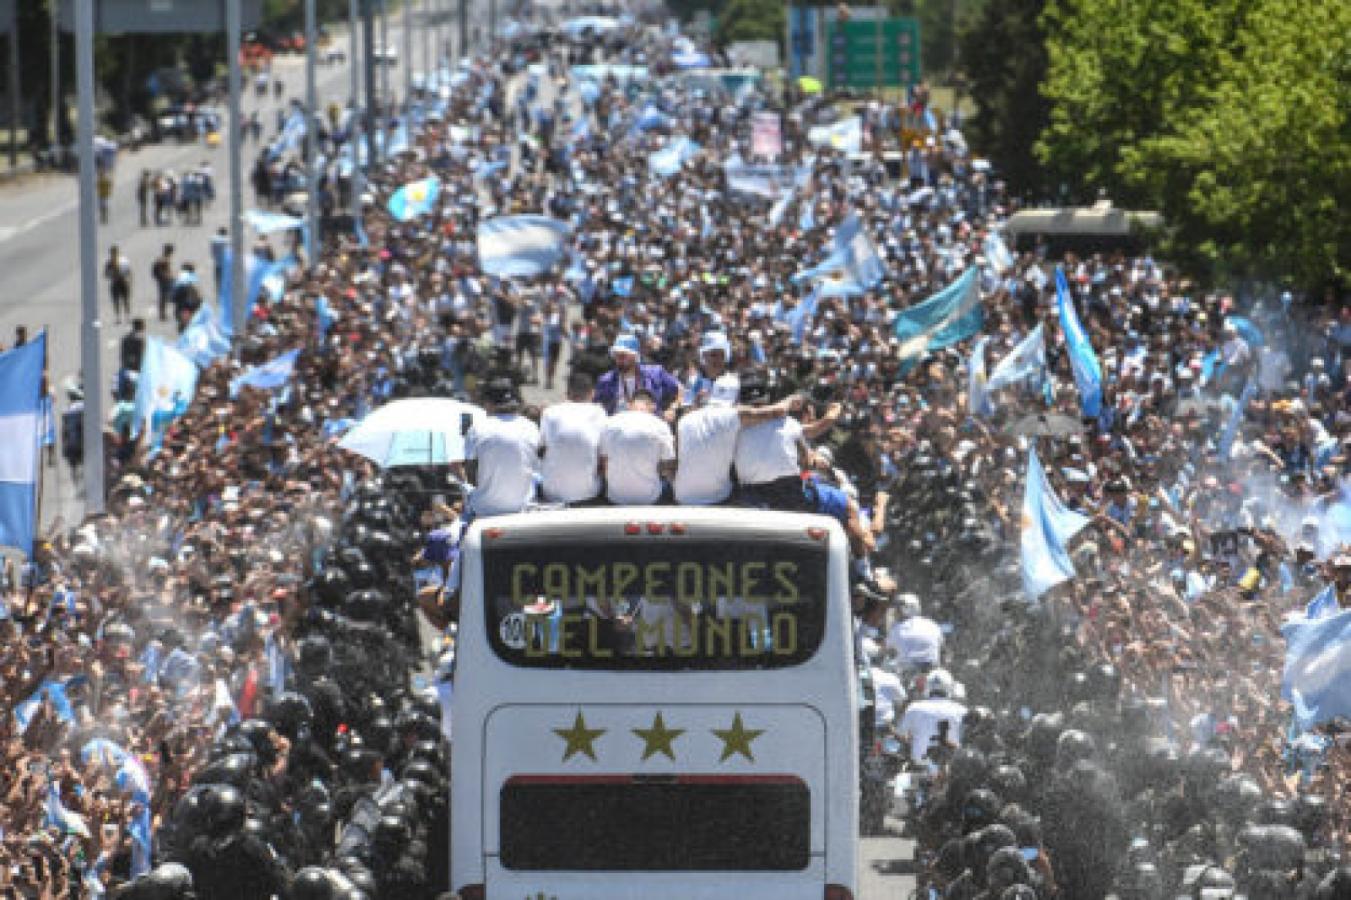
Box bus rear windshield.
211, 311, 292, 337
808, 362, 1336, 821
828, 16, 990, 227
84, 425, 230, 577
482, 540, 828, 670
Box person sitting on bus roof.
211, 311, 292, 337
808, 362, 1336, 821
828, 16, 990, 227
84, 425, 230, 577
539, 372, 607, 506
673, 382, 804, 506
592, 333, 681, 416
733, 370, 811, 511
457, 378, 540, 519
597, 388, 675, 506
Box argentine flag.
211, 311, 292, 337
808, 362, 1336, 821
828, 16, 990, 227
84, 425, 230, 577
230, 348, 302, 398
1021, 447, 1091, 599
807, 116, 862, 153
892, 268, 984, 373
178, 303, 231, 367
1282, 609, 1351, 729
1055, 267, 1102, 417
0, 333, 45, 555
477, 215, 571, 278
244, 208, 305, 235
387, 176, 442, 222
131, 337, 198, 441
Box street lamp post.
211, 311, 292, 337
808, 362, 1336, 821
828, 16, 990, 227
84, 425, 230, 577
74, 0, 102, 514
350, 0, 362, 227
402, 0, 412, 108
305, 0, 318, 262
226, 0, 245, 336
50, 4, 59, 150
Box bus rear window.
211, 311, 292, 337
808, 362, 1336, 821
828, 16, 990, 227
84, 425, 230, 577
482, 540, 828, 670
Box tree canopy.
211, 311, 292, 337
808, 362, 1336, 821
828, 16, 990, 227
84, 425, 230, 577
1033, 0, 1349, 290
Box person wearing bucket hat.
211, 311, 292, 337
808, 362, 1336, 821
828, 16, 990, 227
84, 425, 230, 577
592, 332, 681, 415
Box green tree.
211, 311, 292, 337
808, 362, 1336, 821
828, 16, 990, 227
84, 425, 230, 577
1035, 0, 1248, 205
713, 0, 786, 47
958, 0, 1048, 197
1119, 0, 1350, 290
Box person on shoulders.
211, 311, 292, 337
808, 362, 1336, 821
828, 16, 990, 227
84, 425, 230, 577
597, 389, 675, 505
593, 334, 680, 415
539, 373, 607, 505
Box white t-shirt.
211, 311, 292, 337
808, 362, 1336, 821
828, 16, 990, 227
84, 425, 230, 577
734, 416, 803, 485
870, 666, 907, 730
886, 616, 944, 667
673, 406, 741, 505
466, 414, 540, 517
598, 410, 675, 505
539, 401, 607, 503
897, 697, 967, 763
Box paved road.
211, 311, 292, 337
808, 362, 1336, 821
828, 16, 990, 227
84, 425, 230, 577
0, 15, 449, 534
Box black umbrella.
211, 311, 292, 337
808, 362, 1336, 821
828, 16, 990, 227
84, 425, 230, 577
1004, 412, 1086, 438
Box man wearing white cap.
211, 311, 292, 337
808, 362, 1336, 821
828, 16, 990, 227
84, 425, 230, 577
685, 331, 738, 407
592, 333, 681, 415
673, 387, 804, 506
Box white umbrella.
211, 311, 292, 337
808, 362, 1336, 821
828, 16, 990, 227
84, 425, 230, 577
337, 397, 486, 468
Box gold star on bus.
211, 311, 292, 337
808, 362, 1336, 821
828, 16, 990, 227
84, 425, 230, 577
712, 712, 765, 763
632, 712, 685, 762
553, 711, 605, 762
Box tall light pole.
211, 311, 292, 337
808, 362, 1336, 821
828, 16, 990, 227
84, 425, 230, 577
363, 0, 378, 169
350, 0, 362, 228
227, 0, 245, 336
458, 0, 467, 64
8, 3, 20, 168
402, 0, 412, 108
50, 5, 60, 150
378, 0, 388, 115
74, 0, 102, 514
305, 0, 318, 262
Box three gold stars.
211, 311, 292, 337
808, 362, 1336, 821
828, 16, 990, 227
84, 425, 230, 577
552, 711, 764, 763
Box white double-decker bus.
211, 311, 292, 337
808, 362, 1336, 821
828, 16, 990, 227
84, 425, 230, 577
450, 506, 859, 899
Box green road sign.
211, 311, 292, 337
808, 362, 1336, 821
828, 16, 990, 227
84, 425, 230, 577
827, 18, 921, 91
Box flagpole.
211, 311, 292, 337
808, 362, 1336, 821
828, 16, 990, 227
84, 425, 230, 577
305, 0, 319, 263
75, 0, 104, 516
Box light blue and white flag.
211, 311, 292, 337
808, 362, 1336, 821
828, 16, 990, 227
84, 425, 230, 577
968, 336, 993, 418
270, 108, 307, 159
45, 782, 91, 839
128, 802, 153, 878
0, 333, 45, 556
1228, 315, 1265, 348
178, 303, 231, 367
892, 268, 984, 372
630, 102, 670, 133
132, 337, 198, 440
983, 230, 1015, 275
673, 49, 711, 69
477, 215, 571, 278
1303, 584, 1341, 622
230, 348, 301, 398
1282, 608, 1351, 729
1021, 447, 1092, 599
986, 324, 1047, 395
807, 116, 862, 153
1217, 379, 1256, 461
14, 677, 75, 732
1055, 267, 1102, 417
244, 208, 306, 235
793, 212, 886, 295
649, 136, 699, 177
387, 175, 442, 221
723, 156, 796, 199
473, 158, 509, 180
785, 289, 820, 344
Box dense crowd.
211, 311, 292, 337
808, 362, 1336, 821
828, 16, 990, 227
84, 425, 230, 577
1, 6, 1348, 899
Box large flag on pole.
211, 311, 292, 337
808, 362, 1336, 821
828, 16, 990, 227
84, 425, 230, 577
0, 333, 46, 556
792, 212, 886, 296
1055, 267, 1102, 417
1281, 609, 1351, 730
131, 338, 199, 441
477, 215, 571, 277
892, 268, 984, 373
1021, 446, 1091, 599
985, 323, 1048, 395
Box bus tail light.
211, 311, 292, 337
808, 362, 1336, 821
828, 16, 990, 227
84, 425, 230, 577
483, 528, 505, 541
645, 522, 665, 534
807, 526, 829, 541
455, 886, 484, 900
669, 522, 687, 534
624, 522, 641, 535
825, 886, 854, 900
